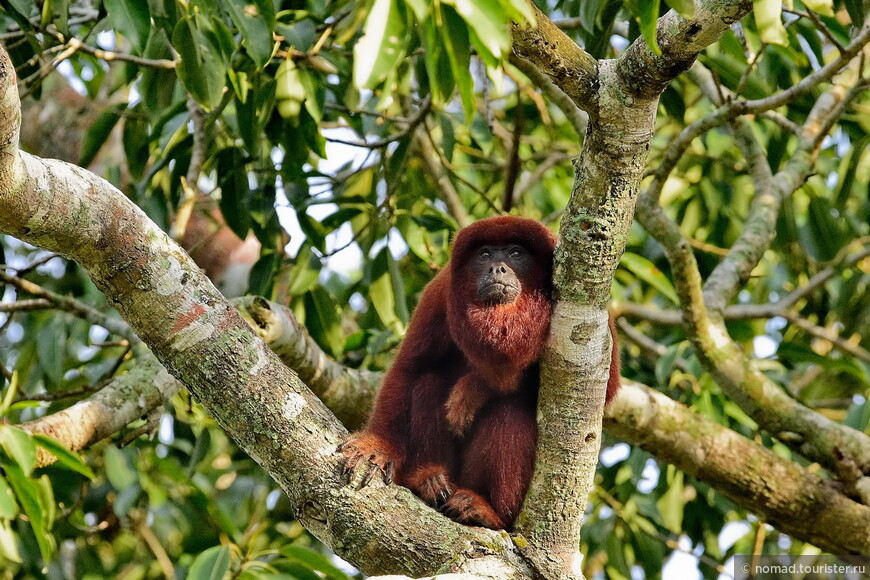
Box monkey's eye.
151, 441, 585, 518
479, 249, 492, 259
509, 247, 524, 259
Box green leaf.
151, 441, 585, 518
103, 445, 137, 491
753, 0, 788, 46
224, 0, 276, 69
139, 32, 177, 116
0, 425, 37, 476
217, 148, 252, 240
404, 0, 430, 21
619, 252, 679, 305
833, 137, 868, 208
386, 249, 409, 325
353, 0, 407, 89
32, 434, 95, 478
278, 546, 353, 580
304, 287, 344, 357
4, 461, 53, 564
0, 370, 18, 416
275, 57, 306, 119
41, 0, 70, 34
187, 545, 232, 580
104, 0, 152, 54
284, 244, 321, 296
37, 314, 67, 387
172, 15, 228, 110
443, 0, 509, 61
421, 17, 455, 107
438, 5, 473, 119
146, 0, 178, 33
656, 466, 684, 533
368, 249, 404, 335
4, 0, 37, 18
123, 111, 151, 180
844, 0, 865, 27
0, 475, 17, 519
627, 0, 661, 55
0, 520, 21, 563
802, 0, 834, 16
247, 252, 280, 297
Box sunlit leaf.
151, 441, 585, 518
32, 434, 95, 478
619, 252, 679, 305
353, 0, 407, 89
0, 475, 17, 519
753, 0, 788, 45
0, 425, 37, 476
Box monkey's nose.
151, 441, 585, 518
490, 263, 508, 274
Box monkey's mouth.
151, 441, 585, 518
480, 282, 520, 305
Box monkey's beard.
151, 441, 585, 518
456, 288, 552, 372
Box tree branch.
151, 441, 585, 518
510, 2, 598, 114
605, 382, 870, 555
20, 354, 181, 468
233, 296, 380, 430
615, 0, 755, 99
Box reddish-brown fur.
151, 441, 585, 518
341, 216, 621, 530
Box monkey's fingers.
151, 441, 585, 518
359, 458, 380, 488
341, 451, 364, 481
441, 489, 505, 529
383, 461, 395, 485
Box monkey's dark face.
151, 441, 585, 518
472, 244, 532, 305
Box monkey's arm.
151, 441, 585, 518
341, 271, 459, 492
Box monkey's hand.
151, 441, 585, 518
445, 376, 490, 436
441, 489, 505, 529
406, 464, 454, 507
338, 433, 398, 488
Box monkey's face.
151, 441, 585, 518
471, 244, 532, 305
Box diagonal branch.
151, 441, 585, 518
0, 47, 506, 578
704, 81, 868, 311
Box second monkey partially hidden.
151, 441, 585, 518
341, 216, 621, 530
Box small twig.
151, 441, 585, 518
784, 314, 870, 364
15, 253, 60, 276
186, 97, 207, 188
735, 44, 765, 97
512, 151, 576, 202
0, 360, 12, 383
67, 37, 176, 69
785, 7, 846, 53
324, 96, 431, 150
19, 382, 107, 402
0, 270, 136, 340
0, 298, 53, 312
501, 91, 523, 212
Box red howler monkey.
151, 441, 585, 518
340, 216, 621, 530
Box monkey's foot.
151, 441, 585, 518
444, 380, 490, 436
337, 433, 397, 487
441, 489, 505, 529
406, 464, 454, 507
